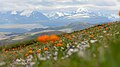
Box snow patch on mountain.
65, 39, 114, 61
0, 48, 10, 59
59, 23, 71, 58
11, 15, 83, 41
11, 11, 17, 15
76, 8, 89, 13
20, 10, 33, 17
108, 14, 120, 20
43, 12, 66, 20
44, 7, 120, 21
66, 14, 90, 19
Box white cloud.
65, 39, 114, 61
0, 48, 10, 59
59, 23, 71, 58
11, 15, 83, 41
0, 0, 120, 12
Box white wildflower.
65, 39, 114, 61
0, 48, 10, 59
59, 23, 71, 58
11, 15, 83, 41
26, 55, 33, 62
39, 57, 47, 61
90, 40, 97, 43
37, 54, 47, 61
75, 42, 78, 44
67, 49, 74, 55
81, 42, 86, 45
73, 48, 79, 52
67, 44, 69, 48
69, 49, 74, 52
0, 62, 6, 66
54, 52, 58, 56
16, 59, 21, 62
103, 31, 106, 33
26, 62, 35, 67
61, 57, 65, 60
99, 36, 103, 38
53, 57, 57, 61
47, 56, 50, 59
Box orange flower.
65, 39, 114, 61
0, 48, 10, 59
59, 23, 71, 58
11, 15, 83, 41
29, 47, 32, 50
90, 34, 94, 38
49, 34, 60, 42
37, 35, 49, 43
29, 50, 33, 54
5, 50, 8, 53
59, 40, 62, 43
56, 43, 62, 46
54, 44, 57, 46
12, 48, 15, 50
13, 52, 17, 54
44, 47, 48, 51
98, 26, 102, 30
106, 28, 109, 30
25, 53, 29, 56
50, 41, 54, 43
37, 50, 41, 53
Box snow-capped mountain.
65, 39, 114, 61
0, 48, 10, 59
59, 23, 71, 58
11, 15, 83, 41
0, 7, 119, 34
43, 7, 119, 24
75, 8, 89, 14
0, 10, 49, 24
44, 12, 71, 20
0, 7, 119, 27
43, 8, 90, 19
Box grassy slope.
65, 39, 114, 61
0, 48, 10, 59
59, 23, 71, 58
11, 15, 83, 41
0, 21, 120, 67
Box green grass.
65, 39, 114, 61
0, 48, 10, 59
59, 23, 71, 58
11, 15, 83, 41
0, 21, 120, 67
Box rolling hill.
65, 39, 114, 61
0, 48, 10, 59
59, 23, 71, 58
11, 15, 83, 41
0, 21, 120, 67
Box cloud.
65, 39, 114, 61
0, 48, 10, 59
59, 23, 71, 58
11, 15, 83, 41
0, 0, 120, 12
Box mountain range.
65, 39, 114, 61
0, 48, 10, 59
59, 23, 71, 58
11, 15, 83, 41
0, 7, 119, 33
0, 7, 119, 26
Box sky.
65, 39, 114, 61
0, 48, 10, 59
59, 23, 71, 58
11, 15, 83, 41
0, 0, 120, 12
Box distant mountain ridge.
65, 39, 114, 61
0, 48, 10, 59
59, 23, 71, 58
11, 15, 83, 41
0, 7, 119, 27
30, 22, 93, 33
0, 7, 119, 34
0, 11, 49, 24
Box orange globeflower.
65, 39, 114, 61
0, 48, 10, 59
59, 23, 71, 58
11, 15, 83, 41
106, 28, 109, 30
59, 40, 62, 43
49, 34, 60, 42
37, 35, 49, 43
29, 50, 33, 54
5, 50, 8, 53
37, 50, 41, 53
44, 47, 48, 51
25, 53, 29, 57
50, 41, 54, 43
90, 34, 94, 38
98, 26, 102, 30
54, 44, 57, 46
56, 43, 62, 46
13, 52, 17, 54
29, 47, 32, 50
